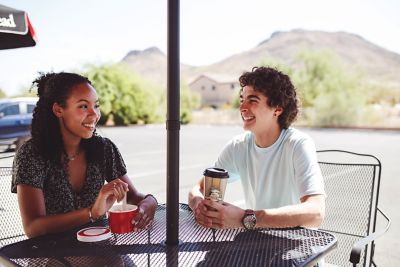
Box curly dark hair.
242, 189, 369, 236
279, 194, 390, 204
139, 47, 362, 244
31, 72, 103, 164
239, 66, 299, 129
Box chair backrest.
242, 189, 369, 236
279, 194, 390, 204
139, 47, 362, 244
317, 150, 382, 267
0, 167, 27, 247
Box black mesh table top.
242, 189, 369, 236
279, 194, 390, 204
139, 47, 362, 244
0, 204, 337, 267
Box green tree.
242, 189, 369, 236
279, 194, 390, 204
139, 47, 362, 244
0, 88, 6, 98
364, 83, 400, 105
15, 87, 37, 97
230, 58, 294, 109
259, 50, 366, 126
157, 80, 200, 124
294, 50, 366, 126
83, 63, 161, 125
179, 80, 200, 124
259, 58, 295, 77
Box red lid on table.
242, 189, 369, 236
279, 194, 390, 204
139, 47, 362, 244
77, 227, 112, 242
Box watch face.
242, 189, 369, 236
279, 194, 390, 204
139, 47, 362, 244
243, 213, 256, 230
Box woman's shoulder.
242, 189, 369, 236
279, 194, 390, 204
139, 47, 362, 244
88, 135, 111, 147
99, 136, 118, 148
16, 138, 39, 158
12, 139, 47, 182
89, 135, 120, 153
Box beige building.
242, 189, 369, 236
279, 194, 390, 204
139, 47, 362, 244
189, 74, 240, 108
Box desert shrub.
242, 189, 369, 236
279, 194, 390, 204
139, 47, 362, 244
83, 63, 161, 125
259, 50, 367, 126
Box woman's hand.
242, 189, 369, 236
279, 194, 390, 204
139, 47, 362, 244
91, 179, 128, 219
132, 195, 157, 231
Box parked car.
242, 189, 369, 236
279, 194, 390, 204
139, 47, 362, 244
0, 97, 38, 151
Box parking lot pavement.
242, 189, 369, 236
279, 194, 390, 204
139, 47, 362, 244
2, 124, 398, 265
98, 124, 400, 266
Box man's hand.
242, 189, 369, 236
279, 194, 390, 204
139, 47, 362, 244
194, 199, 245, 229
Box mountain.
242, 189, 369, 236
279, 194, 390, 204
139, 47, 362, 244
122, 47, 191, 86
121, 29, 400, 89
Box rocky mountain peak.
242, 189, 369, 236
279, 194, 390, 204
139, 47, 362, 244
121, 29, 400, 90
123, 46, 165, 61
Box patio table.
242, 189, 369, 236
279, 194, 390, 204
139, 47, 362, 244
0, 204, 337, 267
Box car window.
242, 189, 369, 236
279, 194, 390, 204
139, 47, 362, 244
27, 104, 36, 113
1, 104, 20, 116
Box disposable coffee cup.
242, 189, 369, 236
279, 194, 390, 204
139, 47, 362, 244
203, 167, 229, 203
108, 204, 138, 234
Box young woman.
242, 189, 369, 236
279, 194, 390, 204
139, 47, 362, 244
11, 72, 157, 238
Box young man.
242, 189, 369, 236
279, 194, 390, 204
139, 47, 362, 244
188, 66, 325, 230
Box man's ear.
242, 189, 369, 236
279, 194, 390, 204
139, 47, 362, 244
52, 103, 63, 118
274, 106, 283, 116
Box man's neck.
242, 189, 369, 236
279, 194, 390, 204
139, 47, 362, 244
253, 126, 282, 148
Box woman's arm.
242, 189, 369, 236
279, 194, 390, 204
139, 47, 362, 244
119, 174, 157, 230
17, 179, 128, 238
17, 185, 90, 238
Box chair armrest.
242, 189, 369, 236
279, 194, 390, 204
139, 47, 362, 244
350, 207, 391, 265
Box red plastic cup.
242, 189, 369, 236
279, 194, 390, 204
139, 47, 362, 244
108, 204, 138, 234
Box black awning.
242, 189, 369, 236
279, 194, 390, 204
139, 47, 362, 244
0, 4, 37, 50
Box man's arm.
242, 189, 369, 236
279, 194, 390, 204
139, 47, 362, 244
189, 177, 223, 228
255, 194, 325, 228
198, 194, 325, 229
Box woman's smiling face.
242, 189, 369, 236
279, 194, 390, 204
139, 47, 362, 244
54, 82, 101, 141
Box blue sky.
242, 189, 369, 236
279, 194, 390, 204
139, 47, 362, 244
1, 0, 399, 96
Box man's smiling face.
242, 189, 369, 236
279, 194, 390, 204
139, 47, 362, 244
239, 86, 279, 133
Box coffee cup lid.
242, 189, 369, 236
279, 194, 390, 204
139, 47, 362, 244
203, 167, 229, 178
77, 227, 112, 242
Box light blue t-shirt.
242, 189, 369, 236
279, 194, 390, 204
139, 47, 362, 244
215, 128, 325, 210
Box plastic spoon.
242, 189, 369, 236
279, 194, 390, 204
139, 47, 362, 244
122, 192, 127, 211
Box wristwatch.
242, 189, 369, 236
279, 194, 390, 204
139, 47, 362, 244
242, 209, 257, 230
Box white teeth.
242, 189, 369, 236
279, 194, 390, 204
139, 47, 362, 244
242, 116, 255, 121
83, 123, 95, 128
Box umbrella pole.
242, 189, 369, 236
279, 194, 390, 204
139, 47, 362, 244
166, 0, 180, 246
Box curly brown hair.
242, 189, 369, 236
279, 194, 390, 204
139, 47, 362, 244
31, 72, 103, 164
239, 66, 299, 129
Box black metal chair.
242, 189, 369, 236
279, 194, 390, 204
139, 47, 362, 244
0, 167, 27, 247
317, 150, 391, 266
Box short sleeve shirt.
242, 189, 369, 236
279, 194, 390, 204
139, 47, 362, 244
11, 138, 127, 215
215, 128, 325, 210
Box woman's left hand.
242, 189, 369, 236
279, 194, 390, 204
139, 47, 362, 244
132, 196, 157, 231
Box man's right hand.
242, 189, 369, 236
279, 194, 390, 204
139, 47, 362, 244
189, 195, 203, 212
193, 199, 214, 228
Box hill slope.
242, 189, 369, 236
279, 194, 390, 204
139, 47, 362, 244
121, 29, 400, 89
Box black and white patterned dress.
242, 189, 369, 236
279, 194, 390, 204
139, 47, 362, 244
11, 137, 127, 215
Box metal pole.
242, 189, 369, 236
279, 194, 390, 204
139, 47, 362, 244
166, 0, 180, 246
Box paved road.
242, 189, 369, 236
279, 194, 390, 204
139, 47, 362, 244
2, 124, 398, 265
97, 124, 399, 266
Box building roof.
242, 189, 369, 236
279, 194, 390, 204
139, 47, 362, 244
189, 73, 238, 85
